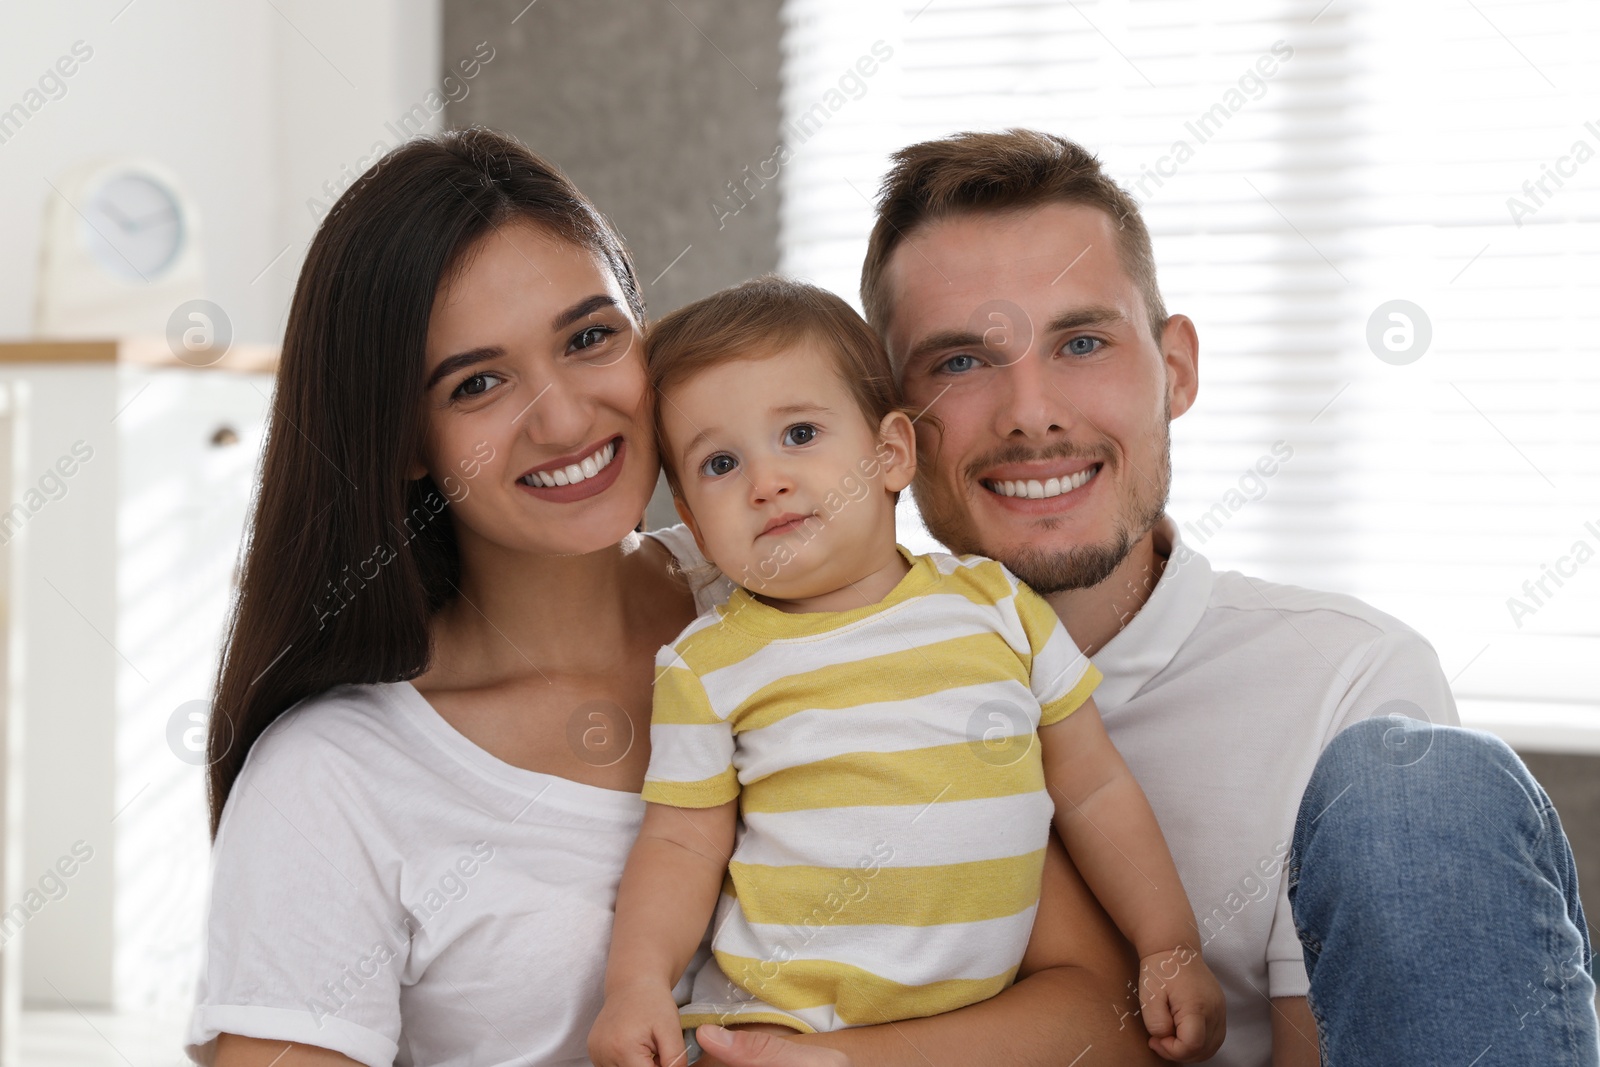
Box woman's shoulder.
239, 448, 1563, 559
222, 682, 425, 833
249, 681, 413, 764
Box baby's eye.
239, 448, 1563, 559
783, 423, 818, 446
700, 453, 738, 477
453, 372, 504, 399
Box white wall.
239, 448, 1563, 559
0, 0, 442, 1016
0, 0, 442, 347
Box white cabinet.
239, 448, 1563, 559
0, 341, 274, 1022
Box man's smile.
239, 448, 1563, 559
981, 463, 1101, 500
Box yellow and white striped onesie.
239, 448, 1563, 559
641, 546, 1101, 1034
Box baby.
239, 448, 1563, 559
589, 277, 1224, 1066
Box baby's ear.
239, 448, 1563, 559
673, 495, 711, 558
875, 410, 917, 493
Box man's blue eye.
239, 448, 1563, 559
940, 354, 980, 374
1065, 336, 1102, 356
701, 453, 737, 477
784, 424, 817, 446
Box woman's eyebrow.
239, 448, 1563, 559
425, 295, 620, 391
427, 346, 504, 390
552, 294, 618, 331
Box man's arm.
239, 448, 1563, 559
1271, 997, 1320, 1066
703, 831, 1164, 1067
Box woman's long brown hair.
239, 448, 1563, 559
206, 127, 645, 840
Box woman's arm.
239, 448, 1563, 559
700, 831, 1165, 1067
213, 1034, 364, 1066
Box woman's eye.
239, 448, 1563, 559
573, 325, 615, 351
1064, 336, 1103, 357
453, 372, 503, 399
939, 353, 981, 374
700, 453, 738, 477
783, 423, 817, 446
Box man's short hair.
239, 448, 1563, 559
860, 128, 1168, 344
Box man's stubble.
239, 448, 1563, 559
911, 401, 1171, 595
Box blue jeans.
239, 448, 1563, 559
1289, 715, 1599, 1065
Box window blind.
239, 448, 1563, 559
777, 0, 1600, 736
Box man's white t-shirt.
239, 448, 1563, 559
184, 526, 729, 1067
1093, 516, 1458, 1066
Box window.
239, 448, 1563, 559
779, 0, 1600, 745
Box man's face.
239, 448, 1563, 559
882, 202, 1198, 594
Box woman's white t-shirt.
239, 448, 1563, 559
185, 526, 731, 1067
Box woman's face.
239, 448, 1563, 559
414, 220, 657, 560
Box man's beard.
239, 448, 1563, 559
912, 418, 1171, 595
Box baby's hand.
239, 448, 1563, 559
588, 982, 690, 1067
1138, 946, 1226, 1063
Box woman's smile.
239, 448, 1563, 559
514, 434, 626, 502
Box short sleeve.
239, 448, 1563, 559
641, 647, 739, 808
185, 716, 405, 1067
1325, 625, 1460, 741
1012, 578, 1102, 726
644, 524, 737, 615
1266, 873, 1311, 997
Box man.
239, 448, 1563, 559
853, 129, 1598, 1065
699, 130, 1596, 1067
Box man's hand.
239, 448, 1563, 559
693, 1023, 851, 1067
587, 982, 690, 1067
1138, 947, 1226, 1062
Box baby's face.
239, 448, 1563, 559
661, 340, 909, 602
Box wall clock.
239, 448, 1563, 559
34, 159, 206, 339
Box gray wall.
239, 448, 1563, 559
1520, 752, 1600, 969
443, 0, 782, 316
444, 0, 784, 528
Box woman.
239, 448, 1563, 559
186, 127, 1157, 1067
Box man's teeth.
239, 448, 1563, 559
521, 440, 617, 488
986, 465, 1098, 499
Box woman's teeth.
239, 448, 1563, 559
985, 465, 1099, 499
520, 440, 617, 488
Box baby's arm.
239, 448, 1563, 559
589, 799, 736, 1067
1038, 699, 1224, 1062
